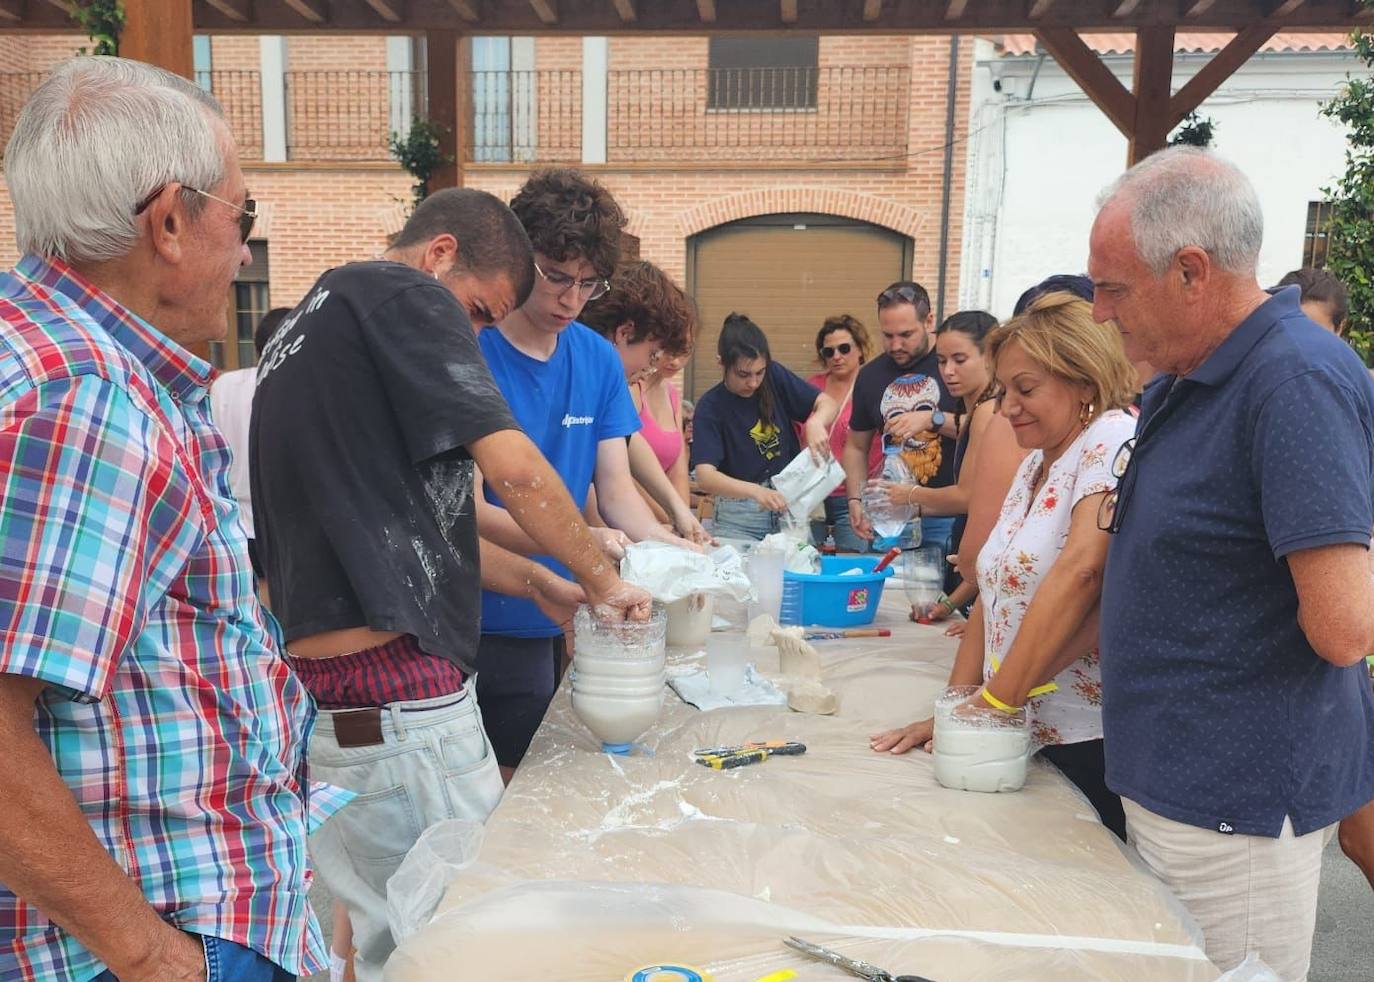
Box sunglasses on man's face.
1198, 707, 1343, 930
134, 184, 258, 244
820, 342, 854, 359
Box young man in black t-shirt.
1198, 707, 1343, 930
250, 188, 651, 981
841, 281, 961, 553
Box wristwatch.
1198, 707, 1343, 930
931, 409, 946, 430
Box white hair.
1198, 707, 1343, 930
4, 56, 228, 264
1096, 146, 1263, 277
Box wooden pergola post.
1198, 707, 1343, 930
426, 29, 468, 190
1129, 26, 1175, 165
120, 0, 194, 78
1034, 24, 1279, 168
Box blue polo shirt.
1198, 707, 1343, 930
478, 321, 640, 638
1100, 287, 1374, 837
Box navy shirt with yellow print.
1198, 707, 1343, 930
691, 362, 821, 486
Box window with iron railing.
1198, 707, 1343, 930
707, 36, 819, 111
1304, 201, 1331, 269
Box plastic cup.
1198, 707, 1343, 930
746, 549, 786, 624
665, 593, 714, 648
706, 634, 749, 695
902, 545, 945, 614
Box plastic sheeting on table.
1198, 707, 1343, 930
385, 595, 1220, 981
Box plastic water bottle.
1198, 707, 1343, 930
863, 443, 917, 543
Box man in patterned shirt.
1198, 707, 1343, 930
0, 58, 346, 981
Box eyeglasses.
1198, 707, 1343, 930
534, 260, 610, 302
1096, 437, 1137, 534
820, 342, 854, 359
134, 184, 258, 244
877, 285, 927, 309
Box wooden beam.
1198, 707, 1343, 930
362, 0, 400, 20
121, 0, 193, 77
944, 0, 967, 19
280, 0, 326, 23
1181, 0, 1216, 15
427, 29, 461, 189
444, 0, 477, 19
1129, 25, 1174, 165
864, 0, 884, 22
1270, 0, 1308, 14
780, 0, 797, 23
611, 0, 635, 21
1168, 22, 1278, 128
1028, 0, 1055, 19
695, 0, 714, 23
0, 0, 22, 21
202, 0, 249, 19
38, 0, 69, 12
1034, 28, 1135, 137
1112, 0, 1144, 15
528, 0, 556, 23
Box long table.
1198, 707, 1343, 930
386, 595, 1218, 981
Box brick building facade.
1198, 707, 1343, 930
0, 32, 971, 391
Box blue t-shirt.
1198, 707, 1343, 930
1100, 287, 1374, 837
690, 362, 821, 485
478, 321, 640, 637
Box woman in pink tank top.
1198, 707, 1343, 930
637, 348, 689, 504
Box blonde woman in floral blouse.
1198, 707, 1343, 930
872, 291, 1139, 840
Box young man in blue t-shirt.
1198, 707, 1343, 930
475, 168, 694, 777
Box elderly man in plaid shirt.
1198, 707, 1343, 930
0, 59, 349, 981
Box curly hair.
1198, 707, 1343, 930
580, 260, 697, 356
508, 168, 626, 278
814, 313, 872, 365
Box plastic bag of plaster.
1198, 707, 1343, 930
619, 541, 754, 604
386, 819, 485, 945
758, 529, 820, 574
770, 446, 845, 527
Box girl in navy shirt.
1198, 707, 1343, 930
690, 313, 838, 540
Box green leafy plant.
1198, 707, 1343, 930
1169, 111, 1216, 148
1321, 20, 1374, 364
388, 117, 451, 210
73, 0, 124, 56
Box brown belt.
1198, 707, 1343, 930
329, 695, 468, 748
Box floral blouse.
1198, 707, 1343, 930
975, 410, 1137, 747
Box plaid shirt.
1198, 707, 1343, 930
0, 256, 349, 982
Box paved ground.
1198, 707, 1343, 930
305, 838, 1372, 980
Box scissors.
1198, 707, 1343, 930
783, 936, 937, 982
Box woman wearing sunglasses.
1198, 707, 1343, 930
805, 314, 881, 551
870, 292, 1138, 842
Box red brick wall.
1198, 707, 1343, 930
0, 32, 973, 335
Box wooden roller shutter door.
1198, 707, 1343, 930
686, 214, 911, 399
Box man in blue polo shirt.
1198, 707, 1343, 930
1091, 147, 1374, 979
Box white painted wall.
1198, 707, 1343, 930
960, 41, 1358, 319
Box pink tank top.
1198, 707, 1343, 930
638, 382, 683, 473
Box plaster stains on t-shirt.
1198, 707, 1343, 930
447, 361, 493, 388
421, 457, 474, 543
410, 535, 443, 601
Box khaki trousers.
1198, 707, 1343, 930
1123, 798, 1333, 982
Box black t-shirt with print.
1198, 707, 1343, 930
690, 361, 821, 485
848, 349, 958, 489
250, 261, 519, 669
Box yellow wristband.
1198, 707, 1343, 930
980, 688, 1022, 714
